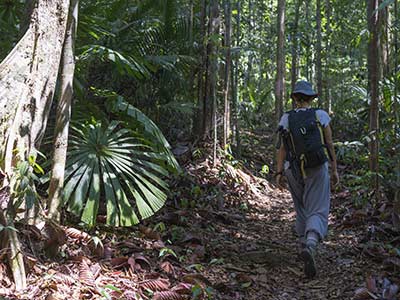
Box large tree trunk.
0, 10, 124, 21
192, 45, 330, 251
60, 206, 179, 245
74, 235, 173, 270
275, 0, 285, 122
290, 0, 301, 109
1, 0, 70, 173
48, 0, 79, 221
316, 0, 323, 107
0, 0, 70, 290
223, 0, 232, 147
367, 0, 381, 197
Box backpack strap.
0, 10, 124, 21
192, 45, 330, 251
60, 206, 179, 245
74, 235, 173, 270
314, 109, 334, 161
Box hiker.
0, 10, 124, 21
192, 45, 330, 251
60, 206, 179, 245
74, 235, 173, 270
275, 80, 339, 279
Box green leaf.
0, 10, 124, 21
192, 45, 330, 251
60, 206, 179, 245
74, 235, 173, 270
377, 0, 395, 11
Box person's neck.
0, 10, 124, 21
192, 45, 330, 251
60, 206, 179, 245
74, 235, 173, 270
296, 102, 311, 109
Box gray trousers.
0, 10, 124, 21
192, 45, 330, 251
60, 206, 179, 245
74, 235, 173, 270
285, 162, 330, 240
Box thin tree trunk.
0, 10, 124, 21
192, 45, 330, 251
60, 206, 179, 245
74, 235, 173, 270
223, 0, 232, 147
47, 0, 79, 221
275, 0, 285, 122
291, 0, 301, 109
245, 0, 253, 87
367, 0, 381, 197
316, 0, 323, 107
209, 0, 220, 164
394, 0, 400, 211
325, 0, 332, 113
203, 1, 215, 139
196, 0, 207, 137
232, 1, 241, 156
379, 6, 390, 77
305, 1, 311, 81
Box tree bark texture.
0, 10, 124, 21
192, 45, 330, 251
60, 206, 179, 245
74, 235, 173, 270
0, 0, 70, 290
379, 6, 390, 77
367, 0, 381, 196
232, 1, 241, 156
290, 0, 301, 109
275, 0, 285, 122
47, 0, 79, 221
223, 0, 232, 147
195, 0, 207, 137
208, 0, 219, 163
0, 0, 70, 173
316, 0, 323, 107
325, 0, 332, 113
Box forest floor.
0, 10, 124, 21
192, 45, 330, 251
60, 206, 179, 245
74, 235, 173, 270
1, 129, 399, 300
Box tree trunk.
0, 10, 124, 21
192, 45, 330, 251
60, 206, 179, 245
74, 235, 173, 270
325, 0, 332, 113
223, 0, 232, 147
47, 0, 79, 221
305, 1, 311, 81
209, 0, 220, 164
275, 0, 285, 122
232, 1, 241, 156
367, 0, 381, 197
290, 0, 301, 109
195, 0, 207, 137
379, 5, 390, 77
0, 0, 70, 290
316, 0, 323, 107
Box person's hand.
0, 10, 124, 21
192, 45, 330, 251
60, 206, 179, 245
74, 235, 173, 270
331, 170, 339, 187
276, 173, 285, 190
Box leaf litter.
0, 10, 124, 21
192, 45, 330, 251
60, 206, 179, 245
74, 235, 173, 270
0, 135, 398, 299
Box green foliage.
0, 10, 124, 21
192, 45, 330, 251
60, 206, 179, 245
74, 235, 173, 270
0, 0, 24, 60
12, 156, 43, 210
64, 120, 170, 227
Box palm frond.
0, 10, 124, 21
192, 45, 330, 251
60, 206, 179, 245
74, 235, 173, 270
64, 121, 171, 227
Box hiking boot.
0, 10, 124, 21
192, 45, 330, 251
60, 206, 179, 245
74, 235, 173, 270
296, 236, 306, 258
300, 245, 317, 279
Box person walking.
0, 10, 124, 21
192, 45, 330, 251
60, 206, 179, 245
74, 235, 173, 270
276, 80, 339, 278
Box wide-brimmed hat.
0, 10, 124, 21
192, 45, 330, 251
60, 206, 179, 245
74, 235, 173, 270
291, 81, 318, 98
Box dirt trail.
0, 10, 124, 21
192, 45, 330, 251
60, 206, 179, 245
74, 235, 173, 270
202, 183, 383, 300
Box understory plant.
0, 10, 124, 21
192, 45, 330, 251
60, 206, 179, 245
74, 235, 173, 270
63, 119, 177, 227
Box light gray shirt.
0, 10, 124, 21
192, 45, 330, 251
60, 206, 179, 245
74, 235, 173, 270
279, 108, 331, 130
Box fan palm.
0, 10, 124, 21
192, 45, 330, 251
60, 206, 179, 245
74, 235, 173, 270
63, 121, 170, 227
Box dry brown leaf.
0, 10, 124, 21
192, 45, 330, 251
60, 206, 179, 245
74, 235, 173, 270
383, 257, 400, 270
103, 245, 114, 259
172, 283, 193, 295
353, 287, 372, 300
111, 257, 128, 269
153, 291, 184, 300
139, 225, 161, 240
45, 294, 60, 300
64, 227, 91, 243
181, 273, 211, 286
366, 275, 377, 293
53, 273, 75, 286
79, 260, 95, 285
160, 261, 175, 275
181, 233, 203, 245
139, 278, 170, 292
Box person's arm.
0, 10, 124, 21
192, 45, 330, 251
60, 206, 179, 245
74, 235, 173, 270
323, 124, 339, 186
276, 143, 286, 189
